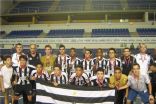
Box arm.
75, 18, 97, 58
0, 76, 5, 92
118, 84, 129, 90
148, 82, 154, 100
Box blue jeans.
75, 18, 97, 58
127, 89, 149, 104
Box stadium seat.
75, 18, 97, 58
136, 28, 156, 37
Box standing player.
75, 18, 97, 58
82, 49, 93, 77
12, 55, 35, 104
69, 48, 81, 76
134, 43, 153, 75
69, 65, 89, 86
55, 44, 70, 75
40, 45, 56, 74
0, 55, 14, 104
120, 48, 136, 75
27, 44, 41, 67
92, 48, 107, 75
106, 48, 121, 78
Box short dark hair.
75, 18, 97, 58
75, 65, 83, 70
70, 48, 76, 52
36, 62, 43, 67
114, 67, 122, 72
4, 55, 12, 61
96, 67, 104, 74
15, 43, 22, 47
54, 64, 61, 70
45, 45, 52, 49
132, 63, 140, 69
108, 48, 116, 53
19, 55, 28, 61
123, 48, 130, 52
85, 49, 92, 54
96, 48, 103, 53
59, 44, 65, 49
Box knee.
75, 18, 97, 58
126, 100, 131, 104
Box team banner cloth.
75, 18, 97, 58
36, 79, 115, 104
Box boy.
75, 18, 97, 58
69, 65, 89, 86
0, 55, 14, 104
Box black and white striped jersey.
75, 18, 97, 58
105, 58, 122, 78
82, 59, 93, 77
50, 72, 68, 85
31, 70, 50, 81
69, 57, 82, 76
55, 54, 70, 74
12, 66, 35, 85
69, 73, 89, 86
90, 76, 108, 87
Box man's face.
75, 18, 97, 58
114, 70, 122, 80
109, 50, 116, 59
123, 49, 131, 57
96, 49, 103, 58
85, 51, 91, 59
96, 71, 104, 80
70, 49, 76, 57
139, 45, 147, 53
76, 67, 83, 77
59, 47, 65, 55
132, 65, 140, 76
5, 58, 12, 66
19, 58, 27, 67
16, 45, 23, 54
45, 47, 52, 55
30, 44, 37, 54
36, 64, 43, 74
54, 67, 61, 76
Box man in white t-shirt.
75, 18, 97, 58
0, 55, 13, 104
134, 43, 153, 75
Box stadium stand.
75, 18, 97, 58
92, 29, 130, 37
56, 0, 85, 11
136, 28, 156, 37
91, 0, 122, 10
10, 1, 53, 13
6, 30, 43, 38
47, 29, 84, 38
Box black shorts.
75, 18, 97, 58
14, 84, 32, 96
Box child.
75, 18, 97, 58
69, 65, 89, 86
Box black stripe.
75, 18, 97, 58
36, 90, 115, 103
36, 102, 54, 104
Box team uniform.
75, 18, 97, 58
69, 73, 89, 86
120, 56, 136, 75
50, 72, 68, 85
69, 57, 81, 76
27, 53, 41, 67
82, 59, 93, 77
55, 54, 70, 74
92, 57, 107, 75
90, 76, 108, 88
135, 53, 153, 75
11, 66, 35, 97
105, 58, 122, 78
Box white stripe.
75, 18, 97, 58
37, 83, 115, 98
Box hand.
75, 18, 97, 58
31, 76, 36, 80
13, 81, 17, 85
53, 82, 59, 86
149, 94, 154, 101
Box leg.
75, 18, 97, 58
127, 89, 138, 104
4, 89, 9, 104
13, 96, 20, 104
139, 91, 149, 104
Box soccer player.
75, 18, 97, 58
55, 44, 70, 75
69, 48, 81, 76
40, 45, 56, 74
120, 48, 136, 75
27, 44, 41, 67
50, 64, 68, 86
92, 48, 107, 75
106, 48, 121, 77
90, 67, 108, 88
0, 55, 14, 104
134, 43, 153, 75
109, 67, 128, 104
82, 49, 93, 77
12, 55, 35, 104
12, 43, 25, 67
118, 64, 154, 104
69, 65, 89, 86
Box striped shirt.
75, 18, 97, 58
90, 76, 108, 87
69, 73, 89, 86
12, 66, 34, 85
31, 70, 50, 81
105, 58, 122, 78
50, 72, 68, 85
82, 59, 93, 77
69, 57, 81, 76
55, 54, 70, 74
